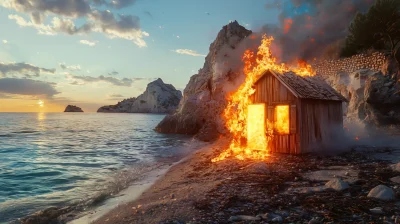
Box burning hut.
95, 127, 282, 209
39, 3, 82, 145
249, 70, 347, 154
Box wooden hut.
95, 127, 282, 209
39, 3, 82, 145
250, 70, 347, 154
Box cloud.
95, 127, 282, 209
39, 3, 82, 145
144, 11, 152, 18
2, 40, 8, 44
0, 78, 59, 97
79, 39, 98, 46
109, 93, 124, 98
1, 0, 149, 47
107, 93, 125, 100
91, 0, 136, 9
173, 49, 206, 57
0, 62, 55, 77
59, 63, 81, 71
108, 70, 118, 76
69, 74, 134, 86
1, 0, 91, 18
89, 10, 148, 47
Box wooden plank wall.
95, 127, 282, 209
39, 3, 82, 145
299, 100, 343, 153
253, 73, 300, 154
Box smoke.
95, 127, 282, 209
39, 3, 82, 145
261, 0, 374, 63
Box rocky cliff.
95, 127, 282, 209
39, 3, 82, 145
328, 57, 400, 131
64, 105, 83, 112
155, 21, 252, 141
97, 78, 182, 113
129, 78, 182, 113
97, 98, 136, 113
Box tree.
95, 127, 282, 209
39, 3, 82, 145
341, 0, 400, 63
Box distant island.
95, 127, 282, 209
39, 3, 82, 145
64, 105, 83, 112
97, 78, 182, 113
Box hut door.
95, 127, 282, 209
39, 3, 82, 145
247, 104, 266, 150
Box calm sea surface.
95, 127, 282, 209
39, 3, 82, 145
0, 113, 191, 223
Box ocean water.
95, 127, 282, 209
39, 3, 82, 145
0, 113, 191, 223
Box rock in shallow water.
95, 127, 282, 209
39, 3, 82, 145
367, 185, 395, 201
325, 178, 349, 191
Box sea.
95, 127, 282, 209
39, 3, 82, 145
0, 113, 193, 223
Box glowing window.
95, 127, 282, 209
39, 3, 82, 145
275, 105, 289, 134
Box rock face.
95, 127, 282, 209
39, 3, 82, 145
97, 98, 136, 113
128, 78, 182, 113
328, 62, 400, 129
64, 105, 83, 112
97, 79, 182, 114
155, 21, 252, 141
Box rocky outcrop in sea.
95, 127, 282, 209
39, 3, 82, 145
97, 78, 182, 114
155, 21, 252, 141
97, 98, 136, 113
64, 105, 83, 112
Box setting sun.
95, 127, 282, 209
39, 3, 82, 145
37, 100, 44, 107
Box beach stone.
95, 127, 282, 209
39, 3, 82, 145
390, 176, 400, 184
309, 218, 321, 224
246, 162, 270, 174
228, 215, 260, 221
392, 163, 400, 172
370, 207, 384, 214
271, 215, 283, 222
325, 178, 349, 191
367, 185, 395, 201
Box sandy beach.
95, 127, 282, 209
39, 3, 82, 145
92, 139, 400, 224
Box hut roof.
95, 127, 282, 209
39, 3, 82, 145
256, 70, 348, 102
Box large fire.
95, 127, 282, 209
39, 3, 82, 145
211, 35, 315, 162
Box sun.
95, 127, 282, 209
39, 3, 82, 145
37, 100, 44, 107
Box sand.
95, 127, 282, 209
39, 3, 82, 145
90, 140, 400, 224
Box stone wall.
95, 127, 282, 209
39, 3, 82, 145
312, 52, 387, 77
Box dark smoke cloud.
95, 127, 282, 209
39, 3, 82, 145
261, 0, 374, 63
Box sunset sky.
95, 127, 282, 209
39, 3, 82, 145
0, 0, 284, 112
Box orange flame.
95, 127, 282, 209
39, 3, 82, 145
211, 35, 315, 162
274, 105, 289, 134
283, 18, 293, 34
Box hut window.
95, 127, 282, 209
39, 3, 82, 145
274, 105, 289, 134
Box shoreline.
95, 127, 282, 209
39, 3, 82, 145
68, 163, 171, 224
92, 139, 400, 224
67, 140, 208, 224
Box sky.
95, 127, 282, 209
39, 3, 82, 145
0, 0, 282, 112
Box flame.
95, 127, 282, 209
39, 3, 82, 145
212, 35, 315, 163
292, 59, 316, 77
274, 105, 289, 134
283, 18, 293, 34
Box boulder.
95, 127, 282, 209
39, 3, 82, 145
325, 178, 349, 191
64, 105, 83, 112
331, 66, 400, 128
367, 185, 395, 201
392, 162, 400, 172
390, 176, 400, 184
155, 21, 252, 140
